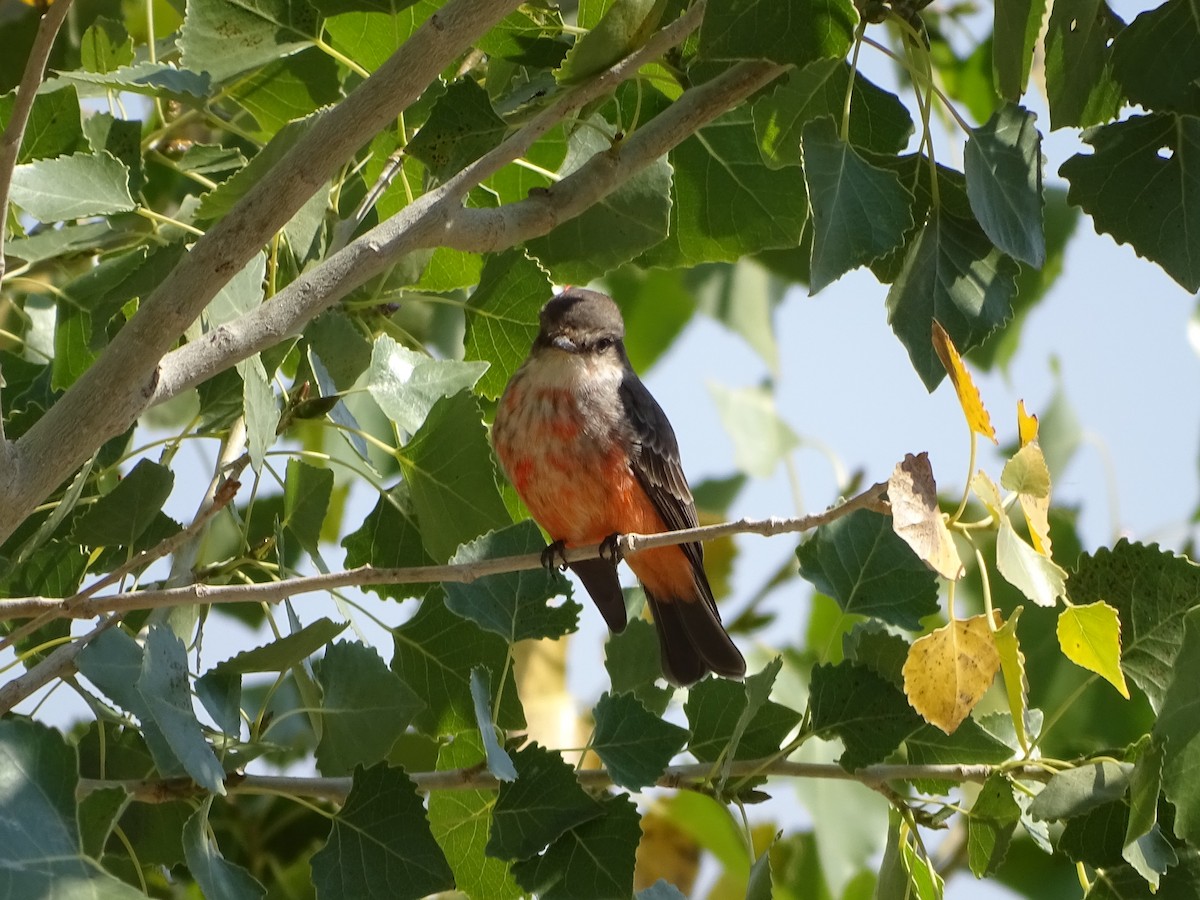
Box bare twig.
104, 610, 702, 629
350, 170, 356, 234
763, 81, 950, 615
75, 757, 1054, 805
0, 482, 888, 621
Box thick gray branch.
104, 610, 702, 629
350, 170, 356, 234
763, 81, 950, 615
0, 0, 524, 545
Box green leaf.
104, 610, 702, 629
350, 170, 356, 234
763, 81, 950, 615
993, 0, 1045, 100
603, 265, 697, 372
469, 667, 517, 782
322, 2, 439, 71
486, 743, 603, 861
1028, 761, 1132, 821
1085, 852, 1200, 899
197, 117, 313, 221
214, 617, 347, 674
1060, 113, 1200, 292
195, 667, 242, 736
61, 62, 212, 99
72, 458, 173, 548
464, 250, 552, 400
1044, 0, 1124, 129
392, 589, 526, 734
708, 382, 799, 478
604, 617, 674, 715
406, 79, 508, 180
753, 59, 913, 168
4, 221, 114, 264
699, 0, 856, 68
227, 47, 340, 135
527, 114, 672, 281
183, 798, 266, 900
903, 719, 1013, 780
341, 483, 437, 601
796, 508, 940, 631
0, 719, 143, 899
0, 83, 83, 163
685, 677, 802, 764
10, 151, 134, 222
1057, 798, 1127, 867
1153, 608, 1200, 844
428, 732, 522, 899
1110, 0, 1200, 116
885, 207, 1018, 391
801, 117, 914, 293
282, 459, 333, 556
591, 691, 689, 790
964, 104, 1044, 268
900, 840, 944, 900
444, 522, 579, 642
236, 354, 279, 474
81, 17, 134, 73
399, 392, 512, 563
61, 243, 187, 348
511, 793, 641, 899
314, 641, 425, 776
1125, 737, 1165, 847
78, 786, 127, 859
809, 661, 922, 769
311, 763, 455, 899
1122, 823, 1178, 891
138, 626, 227, 794
83, 112, 144, 194
1068, 540, 1200, 710
640, 109, 808, 267
968, 774, 1022, 877
557, 0, 663, 83
367, 334, 488, 436
1057, 601, 1130, 698
179, 0, 319, 82
996, 521, 1067, 608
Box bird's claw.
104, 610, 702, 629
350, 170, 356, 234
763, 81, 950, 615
541, 539, 569, 572
600, 533, 624, 563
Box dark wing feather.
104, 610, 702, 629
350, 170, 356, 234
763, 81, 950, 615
617, 371, 708, 591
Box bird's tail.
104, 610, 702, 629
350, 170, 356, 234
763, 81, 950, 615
644, 588, 746, 686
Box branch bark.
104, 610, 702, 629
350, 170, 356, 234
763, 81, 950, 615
76, 757, 1055, 805
0, 0, 525, 546
0, 482, 888, 623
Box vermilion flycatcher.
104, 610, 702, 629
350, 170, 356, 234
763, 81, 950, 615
492, 288, 746, 685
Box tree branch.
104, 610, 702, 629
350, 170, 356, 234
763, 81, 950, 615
0, 482, 888, 621
147, 1, 718, 409
0, 0, 526, 546
76, 757, 1054, 805
0, 0, 76, 444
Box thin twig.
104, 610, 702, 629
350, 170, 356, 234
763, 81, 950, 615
75, 757, 1054, 805
0, 482, 889, 622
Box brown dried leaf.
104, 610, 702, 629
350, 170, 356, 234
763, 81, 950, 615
889, 452, 964, 580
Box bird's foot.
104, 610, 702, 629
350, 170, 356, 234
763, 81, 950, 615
599, 533, 624, 564
541, 539, 569, 572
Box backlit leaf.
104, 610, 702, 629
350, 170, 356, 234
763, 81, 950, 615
903, 613, 1001, 734
889, 451, 964, 581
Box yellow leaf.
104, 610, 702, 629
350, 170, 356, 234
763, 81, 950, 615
996, 520, 1066, 607
1017, 399, 1039, 446
903, 612, 1002, 734
1057, 601, 1130, 699
970, 469, 1005, 522
889, 452, 964, 580
993, 607, 1031, 753
1001, 443, 1050, 499
1018, 492, 1053, 556
932, 319, 997, 443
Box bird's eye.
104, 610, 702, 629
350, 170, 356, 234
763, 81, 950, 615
594, 338, 613, 352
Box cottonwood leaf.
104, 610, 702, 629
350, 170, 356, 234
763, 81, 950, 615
282, 459, 332, 556
801, 117, 914, 293
1028, 760, 1132, 821
72, 458, 173, 548
1058, 601, 1130, 698
212, 617, 346, 674
464, 250, 552, 400
685, 677, 802, 765
889, 452, 964, 581
964, 104, 1045, 267
0, 84, 84, 163
997, 521, 1066, 607
180, 0, 320, 82
1152, 608, 1200, 843
406, 79, 507, 179
341, 483, 437, 601
1110, 0, 1200, 115
968, 774, 1022, 877
1060, 113, 1200, 292
903, 613, 1002, 734
932, 321, 997, 443
557, 0, 664, 83
1002, 441, 1051, 499
367, 335, 488, 436
469, 667, 517, 782
699, 0, 856, 68
236, 354, 278, 474
592, 691, 689, 790
796, 508, 940, 630
486, 743, 603, 861
709, 382, 799, 479
310, 763, 454, 899
61, 62, 212, 99
809, 661, 923, 769
993, 607, 1032, 753
10, 151, 134, 222
183, 798, 265, 900
993, 0, 1045, 100
1044, 0, 1124, 129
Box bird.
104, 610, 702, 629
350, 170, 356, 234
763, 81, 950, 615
491, 287, 746, 685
